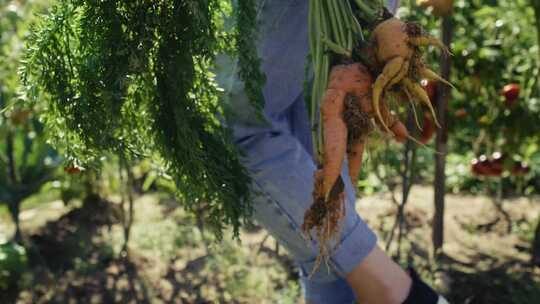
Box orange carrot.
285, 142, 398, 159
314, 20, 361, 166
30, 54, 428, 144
320, 89, 348, 197
370, 18, 451, 133
322, 63, 412, 193
372, 18, 413, 64
347, 139, 366, 187
328, 63, 372, 99
322, 63, 374, 196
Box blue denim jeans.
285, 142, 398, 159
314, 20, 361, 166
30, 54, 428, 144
230, 96, 377, 304
214, 1, 400, 302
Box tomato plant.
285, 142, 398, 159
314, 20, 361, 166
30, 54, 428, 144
501, 83, 520, 107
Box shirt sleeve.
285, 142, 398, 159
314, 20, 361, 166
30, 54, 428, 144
214, 0, 309, 126
387, 0, 401, 14
215, 0, 400, 128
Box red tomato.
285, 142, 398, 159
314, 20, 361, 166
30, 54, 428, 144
455, 108, 468, 118
11, 109, 31, 125
472, 155, 495, 176
420, 113, 435, 144
486, 152, 504, 176
490, 152, 504, 167
64, 166, 81, 174
501, 83, 520, 107
479, 155, 494, 176
471, 157, 488, 176
511, 161, 530, 176
421, 79, 437, 104
521, 164, 531, 175
471, 158, 482, 175
488, 161, 503, 176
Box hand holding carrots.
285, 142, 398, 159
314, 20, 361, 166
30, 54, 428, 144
303, 0, 452, 274
302, 62, 408, 273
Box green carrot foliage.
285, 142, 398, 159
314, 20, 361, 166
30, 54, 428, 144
20, 0, 266, 238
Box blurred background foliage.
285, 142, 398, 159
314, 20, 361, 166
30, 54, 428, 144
359, 0, 540, 196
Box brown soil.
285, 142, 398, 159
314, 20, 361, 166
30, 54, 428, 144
357, 186, 540, 303
3, 188, 540, 303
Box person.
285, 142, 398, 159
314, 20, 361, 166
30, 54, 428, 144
215, 1, 450, 303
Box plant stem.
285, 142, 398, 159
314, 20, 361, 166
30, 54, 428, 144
433, 15, 453, 257
529, 0, 540, 266
328, 1, 346, 46
532, 0, 540, 62
321, 36, 352, 57
355, 0, 376, 17
308, 0, 383, 159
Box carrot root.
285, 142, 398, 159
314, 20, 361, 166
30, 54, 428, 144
372, 56, 404, 134
419, 67, 455, 89
388, 59, 410, 88
302, 171, 346, 279
408, 36, 451, 56
347, 139, 366, 186
321, 89, 348, 197
403, 78, 442, 128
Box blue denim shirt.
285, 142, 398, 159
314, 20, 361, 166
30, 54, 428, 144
215, 0, 311, 147
215, 0, 399, 141
214, 2, 400, 302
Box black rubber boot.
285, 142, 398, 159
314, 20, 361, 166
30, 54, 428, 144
402, 268, 449, 304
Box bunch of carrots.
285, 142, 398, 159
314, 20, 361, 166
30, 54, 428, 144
302, 0, 452, 272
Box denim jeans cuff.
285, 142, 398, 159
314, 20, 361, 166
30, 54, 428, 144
330, 218, 378, 275
297, 217, 378, 282
300, 277, 356, 304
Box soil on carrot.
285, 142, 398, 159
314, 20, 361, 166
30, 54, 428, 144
343, 94, 372, 150
2, 187, 540, 303
302, 172, 346, 271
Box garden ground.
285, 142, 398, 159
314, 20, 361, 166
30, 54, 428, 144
1, 186, 540, 303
